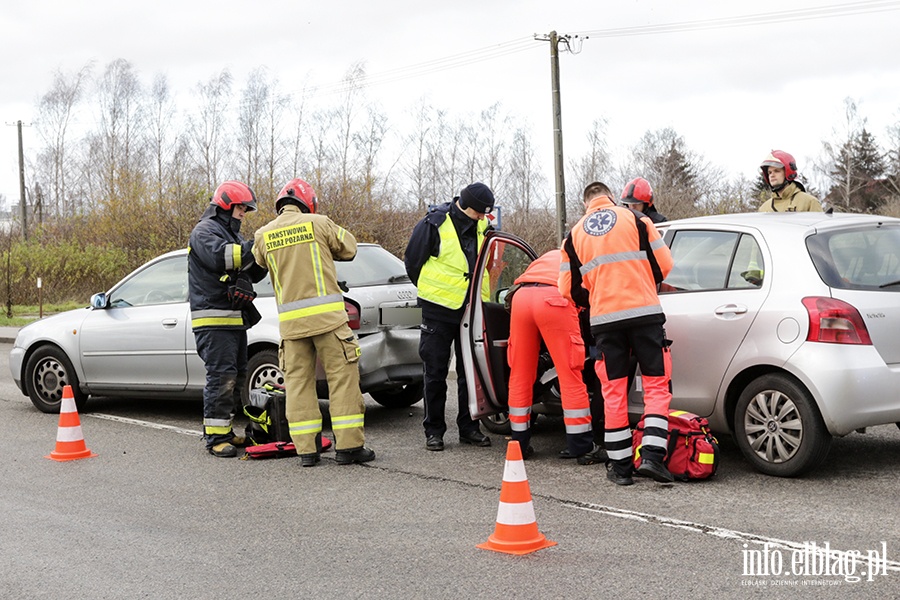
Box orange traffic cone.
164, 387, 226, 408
45, 385, 97, 462
477, 440, 556, 555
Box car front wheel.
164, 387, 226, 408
369, 382, 424, 408
734, 373, 831, 477
24, 345, 88, 414
245, 348, 283, 407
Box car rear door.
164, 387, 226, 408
80, 254, 189, 393
650, 226, 769, 417
460, 231, 537, 419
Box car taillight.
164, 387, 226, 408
802, 296, 872, 345
345, 300, 360, 330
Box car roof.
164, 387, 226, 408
662, 212, 900, 234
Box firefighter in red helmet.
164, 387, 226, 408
253, 177, 375, 466
620, 177, 667, 223
189, 180, 268, 457
758, 150, 823, 212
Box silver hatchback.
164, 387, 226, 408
462, 213, 900, 477
9, 243, 423, 413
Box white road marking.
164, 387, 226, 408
86, 413, 202, 437
567, 501, 900, 571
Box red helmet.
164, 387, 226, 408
211, 180, 257, 212
760, 150, 798, 189
620, 177, 654, 207
276, 178, 318, 214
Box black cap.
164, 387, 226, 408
458, 182, 495, 213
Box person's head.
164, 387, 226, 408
457, 182, 495, 220
620, 177, 654, 212
760, 150, 799, 192
211, 180, 257, 220
582, 181, 612, 206
276, 178, 318, 215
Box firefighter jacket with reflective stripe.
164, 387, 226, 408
405, 202, 489, 315
188, 204, 261, 331
252, 205, 357, 339
758, 182, 823, 212
559, 195, 674, 335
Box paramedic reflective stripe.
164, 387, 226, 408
580, 250, 645, 275
641, 415, 669, 450
191, 309, 244, 328
590, 304, 664, 327
331, 413, 364, 430
278, 294, 345, 323
563, 407, 592, 433
204, 417, 233, 435
649, 237, 666, 251
224, 243, 242, 271
509, 406, 531, 432
290, 418, 323, 436
605, 426, 634, 461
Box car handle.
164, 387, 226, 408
161, 318, 178, 328
714, 304, 748, 316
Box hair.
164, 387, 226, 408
582, 181, 612, 203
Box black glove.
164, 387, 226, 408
228, 274, 257, 309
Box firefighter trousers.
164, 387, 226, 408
508, 285, 592, 456
282, 323, 366, 455
195, 328, 247, 449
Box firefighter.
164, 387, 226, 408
404, 182, 495, 452
188, 180, 268, 457
506, 249, 603, 463
252, 178, 375, 466
560, 181, 675, 486
620, 177, 667, 223
758, 150, 823, 212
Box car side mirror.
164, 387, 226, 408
90, 292, 108, 309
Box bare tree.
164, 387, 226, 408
147, 73, 177, 201
189, 69, 233, 191
94, 59, 146, 202
566, 118, 612, 223
34, 64, 93, 217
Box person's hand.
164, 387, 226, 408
741, 269, 763, 286
228, 275, 257, 308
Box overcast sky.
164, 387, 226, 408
2, 0, 900, 210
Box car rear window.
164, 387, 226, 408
254, 245, 408, 297
807, 224, 900, 291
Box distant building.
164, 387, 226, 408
0, 206, 12, 233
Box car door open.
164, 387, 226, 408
460, 231, 537, 420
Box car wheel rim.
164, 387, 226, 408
485, 412, 510, 426
34, 358, 67, 403
250, 363, 283, 391
743, 389, 803, 464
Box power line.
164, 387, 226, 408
574, 0, 900, 38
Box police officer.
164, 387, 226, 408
404, 182, 495, 452
189, 181, 267, 457
252, 178, 375, 466
560, 181, 675, 486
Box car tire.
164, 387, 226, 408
24, 345, 88, 414
369, 382, 424, 408
481, 411, 512, 435
244, 348, 283, 407
734, 373, 831, 477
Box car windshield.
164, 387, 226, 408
254, 244, 407, 297
807, 224, 900, 291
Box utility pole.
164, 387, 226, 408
16, 120, 27, 240
535, 31, 585, 244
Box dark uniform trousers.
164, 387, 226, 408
195, 328, 248, 448
419, 317, 479, 439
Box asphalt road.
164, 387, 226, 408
2, 341, 900, 599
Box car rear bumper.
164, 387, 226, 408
357, 327, 422, 390
790, 343, 900, 435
